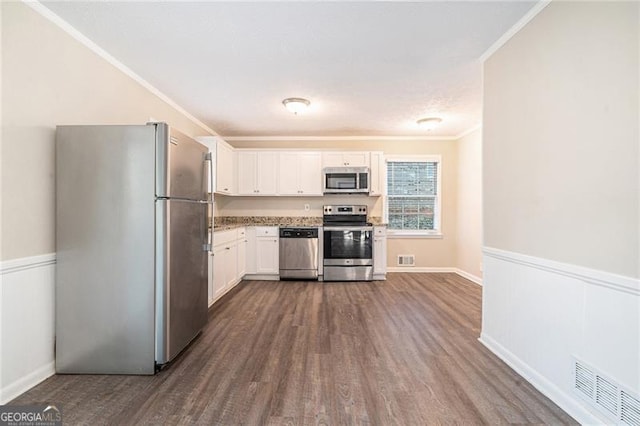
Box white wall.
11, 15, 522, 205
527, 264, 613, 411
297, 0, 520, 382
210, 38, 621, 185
226, 138, 460, 270
0, 2, 214, 402
0, 256, 55, 403
482, 1, 639, 423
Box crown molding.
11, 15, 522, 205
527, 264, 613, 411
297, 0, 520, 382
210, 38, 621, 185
480, 0, 551, 63
455, 124, 482, 140
223, 123, 482, 143
223, 135, 458, 142
23, 0, 218, 137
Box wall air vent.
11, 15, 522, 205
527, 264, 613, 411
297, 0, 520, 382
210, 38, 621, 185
596, 375, 618, 416
573, 357, 640, 425
621, 391, 640, 426
397, 255, 415, 266
574, 361, 595, 399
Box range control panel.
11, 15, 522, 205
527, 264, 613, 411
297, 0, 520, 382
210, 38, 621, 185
323, 205, 368, 216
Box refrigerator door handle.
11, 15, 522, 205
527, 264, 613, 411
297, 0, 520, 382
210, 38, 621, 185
204, 152, 214, 252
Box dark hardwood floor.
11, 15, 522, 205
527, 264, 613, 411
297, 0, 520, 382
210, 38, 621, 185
12, 273, 576, 425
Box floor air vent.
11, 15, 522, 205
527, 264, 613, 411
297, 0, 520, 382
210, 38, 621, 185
573, 357, 640, 425
397, 255, 415, 266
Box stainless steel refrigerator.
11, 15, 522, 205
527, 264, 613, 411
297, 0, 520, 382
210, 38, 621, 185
55, 122, 211, 374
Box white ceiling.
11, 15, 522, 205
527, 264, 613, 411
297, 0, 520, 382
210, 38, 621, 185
41, 1, 537, 138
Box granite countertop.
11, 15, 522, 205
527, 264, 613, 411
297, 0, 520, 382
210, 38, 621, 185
213, 216, 386, 230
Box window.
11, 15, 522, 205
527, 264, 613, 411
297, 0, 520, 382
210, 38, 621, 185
385, 156, 441, 236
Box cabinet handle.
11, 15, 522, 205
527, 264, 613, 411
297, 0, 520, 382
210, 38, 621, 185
225, 247, 230, 250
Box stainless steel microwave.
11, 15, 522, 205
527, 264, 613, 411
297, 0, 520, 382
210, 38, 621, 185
323, 167, 370, 194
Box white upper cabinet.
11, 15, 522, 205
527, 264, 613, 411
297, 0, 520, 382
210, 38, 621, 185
216, 142, 235, 195
237, 151, 278, 195
369, 151, 385, 196
196, 136, 236, 195
278, 152, 322, 196
322, 152, 370, 168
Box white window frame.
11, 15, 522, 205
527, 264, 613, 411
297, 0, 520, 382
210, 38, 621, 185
384, 155, 443, 238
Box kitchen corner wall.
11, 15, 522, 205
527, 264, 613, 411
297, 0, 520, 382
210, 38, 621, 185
482, 1, 639, 423
455, 128, 482, 281
0, 2, 214, 403
223, 138, 465, 272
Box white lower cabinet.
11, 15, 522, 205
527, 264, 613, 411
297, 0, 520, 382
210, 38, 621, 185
373, 226, 387, 280
245, 226, 280, 279
237, 233, 247, 277
209, 227, 246, 306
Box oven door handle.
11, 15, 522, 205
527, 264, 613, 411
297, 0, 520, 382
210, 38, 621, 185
323, 226, 373, 232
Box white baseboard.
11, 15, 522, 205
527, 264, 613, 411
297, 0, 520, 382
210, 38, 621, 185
454, 268, 483, 286
1, 362, 55, 404
479, 333, 603, 425
242, 274, 279, 281
385, 266, 483, 285
387, 267, 457, 273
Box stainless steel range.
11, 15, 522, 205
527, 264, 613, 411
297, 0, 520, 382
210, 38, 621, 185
322, 205, 373, 281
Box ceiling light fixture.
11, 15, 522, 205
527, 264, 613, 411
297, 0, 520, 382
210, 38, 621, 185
416, 117, 443, 131
282, 97, 310, 115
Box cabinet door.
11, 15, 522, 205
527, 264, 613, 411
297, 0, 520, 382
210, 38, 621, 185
237, 239, 247, 278
256, 152, 278, 195
297, 152, 322, 195
278, 152, 299, 195
216, 143, 235, 194
225, 244, 238, 289
212, 245, 227, 299
237, 151, 257, 195
245, 227, 257, 274
322, 152, 346, 168
344, 152, 370, 167
255, 237, 279, 274
373, 237, 387, 275
369, 151, 384, 196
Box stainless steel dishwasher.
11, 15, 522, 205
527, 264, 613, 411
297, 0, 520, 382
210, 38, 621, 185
279, 227, 319, 280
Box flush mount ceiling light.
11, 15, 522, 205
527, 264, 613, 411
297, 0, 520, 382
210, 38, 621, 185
417, 117, 443, 131
282, 97, 310, 115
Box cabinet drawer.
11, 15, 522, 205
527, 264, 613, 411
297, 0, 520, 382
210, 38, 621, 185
254, 226, 278, 237
236, 227, 246, 240
374, 226, 387, 236
213, 229, 236, 247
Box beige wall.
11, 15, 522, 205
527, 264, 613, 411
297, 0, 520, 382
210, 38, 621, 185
1, 2, 214, 261
225, 138, 459, 269
456, 128, 482, 278
483, 1, 639, 278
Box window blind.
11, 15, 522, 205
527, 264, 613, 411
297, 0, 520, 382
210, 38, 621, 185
387, 161, 439, 231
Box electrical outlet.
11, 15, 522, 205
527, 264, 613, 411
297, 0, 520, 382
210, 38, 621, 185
304, 204, 310, 211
